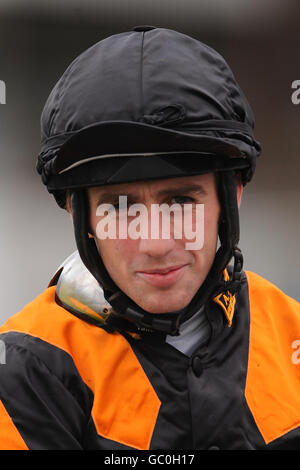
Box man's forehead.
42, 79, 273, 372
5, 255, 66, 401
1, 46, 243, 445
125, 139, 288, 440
91, 172, 215, 197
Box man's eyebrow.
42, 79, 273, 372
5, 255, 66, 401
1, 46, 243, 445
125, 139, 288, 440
96, 184, 207, 203
156, 184, 207, 197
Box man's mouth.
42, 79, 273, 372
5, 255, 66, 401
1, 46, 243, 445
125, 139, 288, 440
136, 264, 188, 288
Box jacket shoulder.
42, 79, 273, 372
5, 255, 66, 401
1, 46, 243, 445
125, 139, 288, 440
244, 271, 300, 445
0, 287, 160, 450
0, 286, 104, 346
0, 286, 134, 379
245, 270, 299, 313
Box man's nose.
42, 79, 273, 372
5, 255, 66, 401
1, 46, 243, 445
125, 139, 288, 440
138, 236, 176, 258
137, 208, 177, 257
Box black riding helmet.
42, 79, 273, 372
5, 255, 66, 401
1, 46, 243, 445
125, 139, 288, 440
37, 26, 261, 335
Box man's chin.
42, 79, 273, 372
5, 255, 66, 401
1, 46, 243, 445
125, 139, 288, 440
134, 297, 193, 315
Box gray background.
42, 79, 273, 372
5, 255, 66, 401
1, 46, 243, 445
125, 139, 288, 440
0, 0, 299, 324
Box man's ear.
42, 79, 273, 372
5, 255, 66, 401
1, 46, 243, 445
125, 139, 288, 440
235, 172, 243, 208
66, 190, 94, 239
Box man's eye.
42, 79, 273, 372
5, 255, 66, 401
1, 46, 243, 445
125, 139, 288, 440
171, 195, 194, 205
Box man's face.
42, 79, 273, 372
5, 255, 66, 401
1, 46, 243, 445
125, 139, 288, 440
86, 172, 237, 314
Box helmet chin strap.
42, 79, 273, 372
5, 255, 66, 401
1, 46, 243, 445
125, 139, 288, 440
70, 170, 243, 336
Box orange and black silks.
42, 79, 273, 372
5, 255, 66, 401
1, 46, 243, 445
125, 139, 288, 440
0, 270, 300, 450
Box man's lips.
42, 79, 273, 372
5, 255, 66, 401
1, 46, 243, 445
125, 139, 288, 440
136, 264, 188, 288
